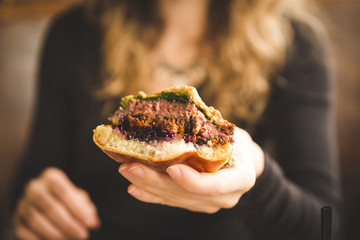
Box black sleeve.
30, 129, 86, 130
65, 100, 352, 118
237, 24, 343, 240
9, 9, 81, 211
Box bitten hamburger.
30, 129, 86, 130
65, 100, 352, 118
93, 85, 235, 173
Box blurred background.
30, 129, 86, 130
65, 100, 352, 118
0, 0, 359, 239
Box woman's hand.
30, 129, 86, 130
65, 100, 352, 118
13, 167, 100, 240
119, 127, 264, 213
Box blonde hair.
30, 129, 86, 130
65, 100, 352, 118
87, 0, 323, 125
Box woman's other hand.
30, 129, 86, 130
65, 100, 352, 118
13, 167, 100, 240
119, 127, 264, 213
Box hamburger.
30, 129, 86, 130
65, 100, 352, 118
93, 85, 235, 173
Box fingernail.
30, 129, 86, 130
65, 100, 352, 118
95, 217, 101, 228
119, 164, 128, 173
78, 229, 88, 239
128, 166, 144, 178
84, 207, 99, 227
85, 216, 95, 227
128, 185, 141, 197
86, 216, 99, 228
87, 215, 101, 229
166, 166, 182, 180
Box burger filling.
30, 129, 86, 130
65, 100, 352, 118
109, 97, 234, 146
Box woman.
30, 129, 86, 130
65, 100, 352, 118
11, 0, 342, 239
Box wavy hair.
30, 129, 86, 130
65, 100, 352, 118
86, 0, 323, 124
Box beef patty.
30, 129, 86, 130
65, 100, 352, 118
109, 99, 234, 146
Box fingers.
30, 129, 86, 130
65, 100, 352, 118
14, 215, 40, 240
127, 184, 165, 205
119, 159, 253, 199
117, 126, 261, 213
15, 223, 40, 240
119, 163, 185, 196
119, 163, 241, 211
166, 162, 256, 197
127, 184, 221, 214
26, 179, 89, 239
41, 168, 100, 228
15, 167, 101, 240
17, 199, 66, 240
164, 127, 259, 196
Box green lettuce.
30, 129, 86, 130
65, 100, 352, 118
226, 147, 235, 166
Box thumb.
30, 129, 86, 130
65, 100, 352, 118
166, 164, 211, 195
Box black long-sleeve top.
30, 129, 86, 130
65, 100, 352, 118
10, 6, 342, 240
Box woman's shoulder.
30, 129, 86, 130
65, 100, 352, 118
285, 21, 329, 73
46, 4, 100, 47
40, 4, 103, 94
51, 5, 88, 31
278, 20, 332, 96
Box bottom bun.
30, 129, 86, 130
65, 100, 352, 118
93, 124, 232, 173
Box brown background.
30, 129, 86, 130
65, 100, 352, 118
0, 0, 359, 239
